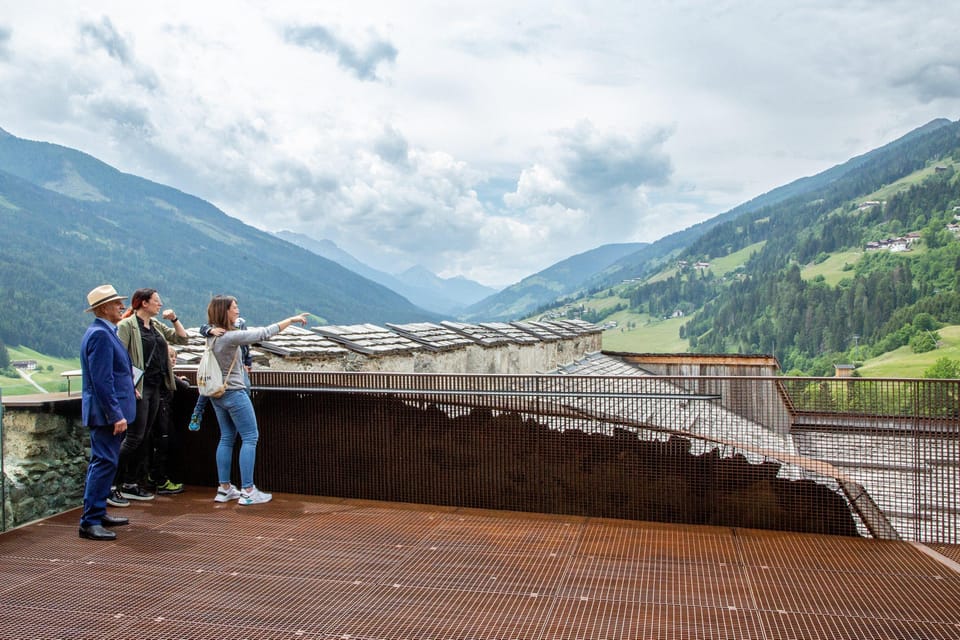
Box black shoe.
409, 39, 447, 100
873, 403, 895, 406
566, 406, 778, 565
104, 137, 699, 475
101, 514, 129, 527
107, 487, 130, 508
120, 483, 155, 501
79, 524, 116, 541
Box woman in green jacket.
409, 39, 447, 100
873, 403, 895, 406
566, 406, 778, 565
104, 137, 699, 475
111, 288, 189, 505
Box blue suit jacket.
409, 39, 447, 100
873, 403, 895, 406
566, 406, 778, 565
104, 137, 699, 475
81, 317, 137, 427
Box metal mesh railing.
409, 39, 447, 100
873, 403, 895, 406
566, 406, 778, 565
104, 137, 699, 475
172, 372, 960, 544
783, 377, 960, 543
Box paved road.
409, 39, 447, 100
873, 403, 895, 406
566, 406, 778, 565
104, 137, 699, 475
16, 368, 48, 394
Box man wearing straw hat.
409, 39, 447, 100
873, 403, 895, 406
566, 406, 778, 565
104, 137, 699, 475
78, 284, 137, 541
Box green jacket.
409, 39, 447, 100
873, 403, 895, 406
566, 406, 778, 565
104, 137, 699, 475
117, 315, 189, 393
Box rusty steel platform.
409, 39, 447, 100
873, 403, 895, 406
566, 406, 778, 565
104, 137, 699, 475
2, 488, 960, 639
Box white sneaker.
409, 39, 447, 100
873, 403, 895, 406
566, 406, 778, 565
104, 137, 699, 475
214, 484, 242, 503
238, 485, 272, 506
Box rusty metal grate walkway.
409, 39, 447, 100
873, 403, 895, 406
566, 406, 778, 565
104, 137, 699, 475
3, 489, 960, 639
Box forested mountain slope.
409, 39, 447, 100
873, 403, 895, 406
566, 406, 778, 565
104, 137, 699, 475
586, 118, 957, 291
0, 128, 435, 357
462, 242, 647, 321
612, 119, 960, 374
467, 119, 956, 322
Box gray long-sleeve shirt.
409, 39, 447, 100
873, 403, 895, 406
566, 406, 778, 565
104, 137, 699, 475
207, 324, 280, 390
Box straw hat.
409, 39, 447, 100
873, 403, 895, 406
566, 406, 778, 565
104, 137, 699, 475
85, 284, 127, 312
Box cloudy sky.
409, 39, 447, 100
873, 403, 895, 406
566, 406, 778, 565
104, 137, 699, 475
1, 1, 959, 287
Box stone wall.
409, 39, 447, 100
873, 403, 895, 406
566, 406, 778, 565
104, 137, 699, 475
1, 398, 87, 529
175, 320, 605, 376
249, 336, 602, 375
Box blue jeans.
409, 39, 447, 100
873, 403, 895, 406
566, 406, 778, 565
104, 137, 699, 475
210, 388, 259, 489
193, 369, 247, 419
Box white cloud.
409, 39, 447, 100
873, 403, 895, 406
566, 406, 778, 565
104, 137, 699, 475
1, 0, 959, 286
0, 26, 10, 60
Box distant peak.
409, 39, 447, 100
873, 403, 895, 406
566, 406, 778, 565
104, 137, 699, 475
402, 264, 434, 277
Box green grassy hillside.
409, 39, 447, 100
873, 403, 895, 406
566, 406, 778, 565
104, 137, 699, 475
856, 325, 960, 378
542, 122, 960, 376
0, 346, 80, 396
601, 311, 690, 353
800, 250, 863, 285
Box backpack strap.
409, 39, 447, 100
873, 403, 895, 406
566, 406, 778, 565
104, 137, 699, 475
223, 343, 240, 378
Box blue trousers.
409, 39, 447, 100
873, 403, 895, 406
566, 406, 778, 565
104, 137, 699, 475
81, 424, 123, 527
210, 388, 260, 489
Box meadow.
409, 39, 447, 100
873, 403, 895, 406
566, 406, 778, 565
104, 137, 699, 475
1, 346, 79, 397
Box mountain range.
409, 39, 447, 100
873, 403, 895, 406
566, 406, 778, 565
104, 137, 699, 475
2, 118, 958, 369
273, 230, 498, 315
465, 118, 959, 321
462, 242, 648, 320
540, 117, 960, 374
0, 127, 437, 357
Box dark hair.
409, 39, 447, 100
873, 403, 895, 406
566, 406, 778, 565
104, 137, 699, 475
122, 288, 158, 318
207, 295, 237, 330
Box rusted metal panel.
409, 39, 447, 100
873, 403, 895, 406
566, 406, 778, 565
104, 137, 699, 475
4, 495, 960, 639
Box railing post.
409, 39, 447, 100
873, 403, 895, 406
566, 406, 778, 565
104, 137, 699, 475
913, 380, 921, 542
1, 387, 5, 532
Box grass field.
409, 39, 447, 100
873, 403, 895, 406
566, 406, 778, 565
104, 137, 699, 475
706, 241, 765, 277
645, 241, 766, 285
601, 310, 689, 353
800, 250, 863, 286
855, 325, 960, 378
863, 159, 958, 202
0, 346, 80, 397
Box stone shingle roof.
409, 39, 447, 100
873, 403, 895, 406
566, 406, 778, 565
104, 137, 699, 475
313, 323, 422, 355
510, 321, 562, 341
174, 319, 602, 362
174, 326, 349, 363
551, 318, 600, 333
439, 321, 515, 346
258, 325, 349, 357
478, 322, 541, 344
385, 322, 477, 351
545, 351, 797, 460
552, 351, 648, 376
527, 320, 578, 339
